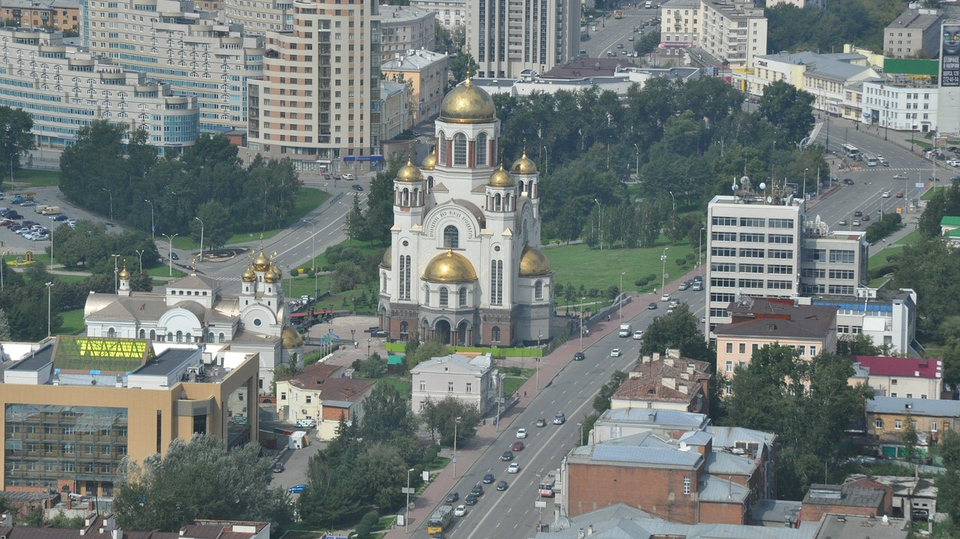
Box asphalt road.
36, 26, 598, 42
581, 6, 659, 59
420, 287, 707, 539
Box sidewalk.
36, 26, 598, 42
381, 266, 702, 538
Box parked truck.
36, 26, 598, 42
618, 323, 631, 337
11, 191, 36, 204
40, 206, 60, 215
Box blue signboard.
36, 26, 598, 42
342, 156, 385, 162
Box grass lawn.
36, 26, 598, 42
424, 456, 451, 472
866, 245, 904, 288
908, 139, 932, 149
895, 229, 921, 245
546, 241, 697, 296
58, 308, 85, 336
171, 189, 333, 250
375, 377, 412, 396
502, 376, 526, 397
10, 169, 60, 187
54, 274, 87, 284
146, 265, 186, 278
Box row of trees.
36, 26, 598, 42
59, 122, 300, 248
0, 105, 34, 188
766, 0, 914, 56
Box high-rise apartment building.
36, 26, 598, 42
379, 5, 435, 58
0, 27, 199, 153
246, 0, 381, 168
81, 0, 264, 133
222, 0, 294, 34
411, 0, 466, 31
468, 0, 581, 79
705, 190, 867, 343
698, 0, 766, 67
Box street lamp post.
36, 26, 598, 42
668, 191, 676, 213
660, 248, 669, 295
367, 338, 371, 357
542, 145, 549, 176
594, 199, 602, 250
633, 143, 640, 178
195, 217, 204, 268
101, 188, 113, 221
49, 226, 54, 270
803, 168, 808, 197
453, 416, 462, 478
302, 219, 318, 298
405, 467, 415, 533
111, 254, 121, 294
619, 271, 625, 324
579, 297, 586, 352
45, 281, 54, 337
161, 233, 178, 276
536, 331, 542, 391
144, 199, 155, 239
135, 249, 145, 274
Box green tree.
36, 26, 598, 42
0, 308, 10, 340
639, 303, 715, 365
112, 434, 291, 532
0, 106, 34, 188
836, 333, 884, 356
938, 430, 960, 528
757, 81, 815, 146
449, 52, 479, 85
900, 413, 920, 464
358, 383, 416, 443
193, 200, 232, 250
418, 396, 482, 447
345, 194, 366, 241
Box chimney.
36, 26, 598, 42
664, 357, 674, 367
662, 377, 676, 390
679, 384, 689, 395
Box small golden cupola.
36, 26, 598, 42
253, 250, 270, 272
488, 163, 515, 188
422, 249, 478, 283
519, 246, 552, 276
421, 148, 437, 171
439, 77, 497, 124
511, 151, 538, 175
264, 264, 279, 283
118, 263, 130, 281
396, 159, 424, 182
242, 265, 256, 282
281, 327, 304, 349
381, 246, 392, 269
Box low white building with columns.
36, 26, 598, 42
377, 79, 554, 346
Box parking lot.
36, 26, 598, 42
0, 186, 115, 259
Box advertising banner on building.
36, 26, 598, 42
942, 22, 960, 86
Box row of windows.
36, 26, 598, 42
724, 342, 817, 357
711, 263, 793, 274
711, 248, 793, 259
711, 216, 795, 229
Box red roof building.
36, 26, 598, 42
849, 356, 945, 400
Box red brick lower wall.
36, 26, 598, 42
567, 463, 699, 523
800, 503, 880, 522
700, 501, 745, 525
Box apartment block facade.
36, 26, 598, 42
660, 0, 699, 49
81, 0, 264, 133
379, 5, 435, 58
0, 27, 199, 152
246, 0, 381, 169
884, 8, 943, 59
698, 0, 766, 67
222, 0, 294, 35
381, 48, 448, 124
410, 0, 466, 30
0, 0, 80, 31
468, 0, 581, 79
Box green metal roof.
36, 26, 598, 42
940, 216, 960, 227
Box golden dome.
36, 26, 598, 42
488, 163, 515, 188
423, 249, 478, 283
381, 246, 392, 269
241, 265, 256, 283
421, 149, 437, 171
264, 266, 279, 283
519, 246, 552, 276
511, 151, 538, 175
272, 263, 282, 279
439, 78, 497, 124
253, 250, 270, 271
282, 327, 304, 349
118, 263, 130, 281
396, 158, 423, 183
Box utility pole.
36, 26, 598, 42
453, 416, 462, 478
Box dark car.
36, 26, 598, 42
53, 214, 68, 221
648, 302, 658, 310
21, 221, 36, 228
496, 480, 508, 491
573, 352, 585, 361
171, 252, 180, 260
272, 462, 285, 473
854, 210, 863, 217
464, 494, 479, 506
470, 484, 484, 497
911, 509, 929, 521
861, 214, 870, 222
482, 473, 495, 484
510, 441, 525, 451
536, 418, 547, 427
445, 492, 460, 504
288, 484, 307, 493
352, 184, 364, 192
501, 450, 513, 461
843, 178, 855, 185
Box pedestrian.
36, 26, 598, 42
524, 391, 527, 398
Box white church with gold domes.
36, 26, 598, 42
83, 249, 302, 394
378, 79, 554, 346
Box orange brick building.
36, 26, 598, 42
0, 0, 80, 31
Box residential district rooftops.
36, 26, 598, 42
866, 396, 960, 417
381, 48, 448, 70
803, 483, 886, 509
887, 8, 942, 30
598, 407, 710, 430
717, 298, 837, 340
852, 355, 942, 379
699, 474, 750, 503
814, 514, 907, 539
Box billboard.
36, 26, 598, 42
942, 23, 960, 86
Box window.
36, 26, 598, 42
305, 396, 312, 404
491, 260, 503, 305
768, 264, 793, 274
712, 263, 737, 273
466, 382, 473, 394
895, 419, 902, 430
453, 133, 467, 165
739, 249, 765, 258
768, 280, 793, 290
768, 234, 793, 244
438, 131, 446, 163
739, 279, 764, 288
683, 476, 691, 495
932, 422, 939, 432
829, 250, 856, 264
459, 287, 468, 306
725, 360, 733, 372
725, 342, 733, 353
712, 232, 737, 241
443, 225, 460, 249
448, 382, 454, 392
829, 269, 855, 280
769, 218, 794, 229
769, 249, 793, 259
420, 381, 425, 391
739, 233, 764, 242
739, 217, 765, 227
492, 326, 501, 342
476, 132, 487, 166
739, 343, 746, 354
534, 280, 543, 300
875, 418, 884, 429
739, 264, 764, 274
907, 394, 913, 399
439, 287, 449, 307
712, 216, 737, 226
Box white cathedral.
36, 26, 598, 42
378, 79, 554, 346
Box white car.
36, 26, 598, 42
882, 191, 891, 198
632, 330, 644, 340
454, 505, 467, 517
610, 348, 622, 357
949, 159, 960, 167
341, 173, 355, 181
516, 428, 527, 439
507, 462, 520, 474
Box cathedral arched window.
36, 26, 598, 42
150, 330, 156, 341
438, 132, 446, 164
453, 133, 467, 166
176, 330, 183, 343
219, 332, 226, 343
535, 280, 544, 300
476, 132, 488, 166
107, 327, 116, 338
459, 287, 467, 307
400, 321, 409, 338
139, 329, 146, 339
443, 225, 460, 249
425, 287, 430, 305
494, 193, 502, 212
208, 331, 215, 343
492, 326, 501, 342
490, 260, 503, 305
381, 272, 387, 292
439, 287, 449, 307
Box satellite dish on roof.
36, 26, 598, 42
759, 182, 766, 192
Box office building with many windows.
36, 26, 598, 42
246, 0, 381, 169
0, 27, 198, 152
410, 0, 466, 30
81, 0, 264, 133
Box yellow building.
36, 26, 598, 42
275, 362, 376, 441
866, 396, 960, 456
0, 336, 259, 497
381, 48, 449, 124
0, 0, 80, 31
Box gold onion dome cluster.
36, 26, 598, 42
264, 264, 280, 283
488, 163, 515, 188
242, 265, 256, 283
253, 250, 270, 271
423, 249, 478, 283
439, 78, 497, 124
519, 246, 552, 276
511, 151, 537, 175
396, 159, 423, 182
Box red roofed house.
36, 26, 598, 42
275, 363, 376, 440
0, 514, 270, 539
849, 356, 945, 400
611, 349, 711, 415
